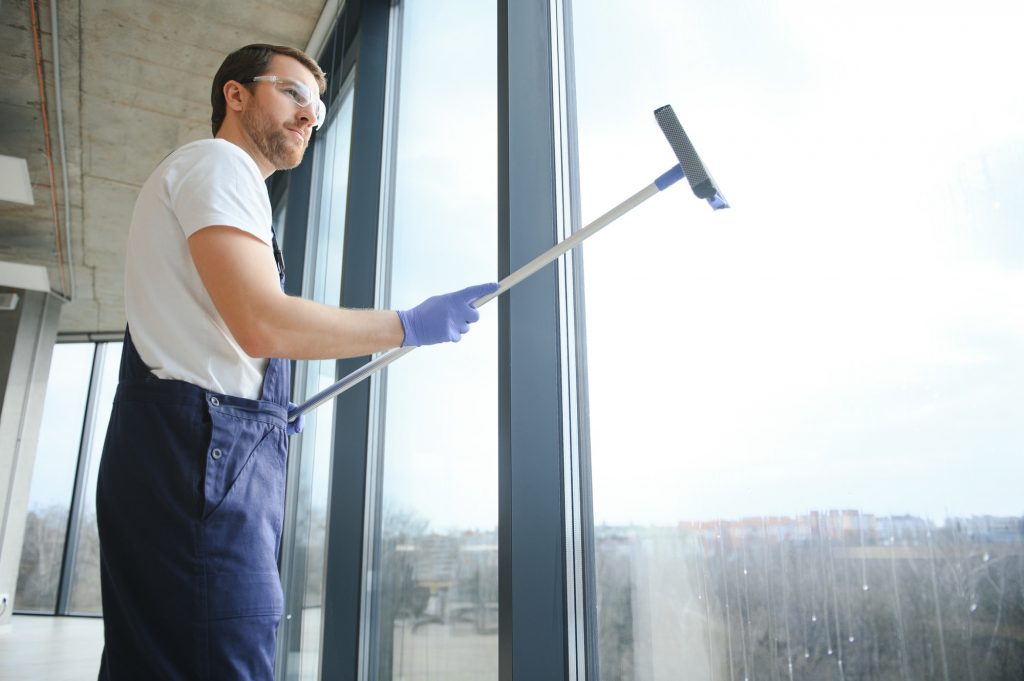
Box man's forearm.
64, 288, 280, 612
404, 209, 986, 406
242, 293, 405, 360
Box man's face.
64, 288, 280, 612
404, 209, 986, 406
241, 55, 321, 171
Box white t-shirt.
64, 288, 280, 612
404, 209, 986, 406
125, 139, 273, 400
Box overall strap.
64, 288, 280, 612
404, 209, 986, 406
258, 225, 292, 406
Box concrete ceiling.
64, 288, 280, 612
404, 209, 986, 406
0, 0, 326, 333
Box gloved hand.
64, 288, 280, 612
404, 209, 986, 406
286, 402, 305, 437
397, 282, 499, 347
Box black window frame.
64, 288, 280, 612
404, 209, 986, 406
271, 1, 598, 679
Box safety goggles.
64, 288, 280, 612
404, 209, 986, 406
246, 75, 326, 130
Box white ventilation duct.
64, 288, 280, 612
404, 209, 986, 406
0, 155, 34, 205
0, 261, 51, 293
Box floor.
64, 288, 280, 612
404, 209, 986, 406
0, 615, 103, 681
0, 610, 500, 680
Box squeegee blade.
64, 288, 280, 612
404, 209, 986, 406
654, 105, 729, 209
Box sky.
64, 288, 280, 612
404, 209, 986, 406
574, 0, 1024, 524
379, 0, 1024, 530
27, 344, 94, 510
29, 343, 120, 511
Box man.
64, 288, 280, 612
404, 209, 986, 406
95, 44, 495, 680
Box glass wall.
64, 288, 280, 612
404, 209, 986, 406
572, 2, 1024, 680
66, 342, 122, 615
14, 343, 94, 613
15, 341, 123, 617
281, 71, 356, 680
365, 1, 498, 679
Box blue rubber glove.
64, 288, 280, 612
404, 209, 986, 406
286, 402, 305, 437
397, 282, 499, 347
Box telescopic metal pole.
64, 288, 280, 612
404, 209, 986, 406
288, 104, 727, 422
292, 167, 677, 422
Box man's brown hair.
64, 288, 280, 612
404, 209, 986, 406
210, 44, 327, 136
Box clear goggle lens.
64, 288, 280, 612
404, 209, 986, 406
250, 76, 326, 130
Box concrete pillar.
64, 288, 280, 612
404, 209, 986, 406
0, 289, 62, 627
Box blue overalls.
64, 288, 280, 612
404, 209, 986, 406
96, 240, 291, 680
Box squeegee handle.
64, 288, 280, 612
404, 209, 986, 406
471, 180, 663, 307
288, 169, 681, 422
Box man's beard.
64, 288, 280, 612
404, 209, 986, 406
242, 106, 304, 170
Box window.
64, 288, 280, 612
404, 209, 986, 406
572, 3, 1024, 679
15, 343, 93, 613
15, 341, 123, 617
65, 342, 121, 615
279, 71, 357, 680
363, 1, 499, 679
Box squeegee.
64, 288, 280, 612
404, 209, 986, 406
288, 105, 727, 422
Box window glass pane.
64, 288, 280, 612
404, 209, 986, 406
67, 342, 122, 615
573, 3, 1024, 680
367, 1, 498, 679
283, 75, 356, 680
15, 343, 94, 613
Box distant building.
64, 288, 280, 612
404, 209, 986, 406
948, 515, 1024, 543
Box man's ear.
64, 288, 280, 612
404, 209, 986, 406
223, 81, 246, 115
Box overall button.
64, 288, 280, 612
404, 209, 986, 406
209, 396, 220, 407
211, 448, 223, 460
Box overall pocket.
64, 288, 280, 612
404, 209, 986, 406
202, 407, 277, 520
200, 403, 288, 621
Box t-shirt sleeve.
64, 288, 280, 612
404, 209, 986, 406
169, 145, 272, 244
